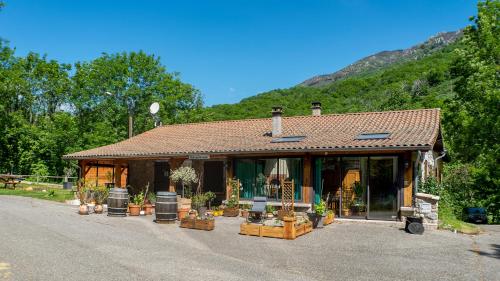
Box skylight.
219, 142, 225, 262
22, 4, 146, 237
355, 132, 390, 140
271, 136, 306, 143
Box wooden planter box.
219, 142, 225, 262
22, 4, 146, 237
180, 218, 215, 231
223, 207, 239, 217
323, 213, 334, 226
240, 217, 312, 240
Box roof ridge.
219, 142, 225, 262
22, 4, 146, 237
157, 108, 441, 127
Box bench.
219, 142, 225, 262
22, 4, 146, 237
3, 180, 21, 189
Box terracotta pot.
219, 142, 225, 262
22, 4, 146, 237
241, 210, 249, 218
79, 204, 89, 215
94, 204, 103, 214
129, 204, 141, 216
177, 208, 190, 220
189, 211, 197, 219
143, 204, 154, 215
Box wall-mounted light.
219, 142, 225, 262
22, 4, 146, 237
404, 160, 410, 169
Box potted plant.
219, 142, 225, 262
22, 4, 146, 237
324, 209, 335, 225
139, 183, 152, 215
188, 209, 197, 219
94, 185, 109, 214
170, 166, 198, 199
310, 199, 327, 228
350, 181, 366, 216
144, 191, 156, 215
129, 193, 144, 216
224, 179, 240, 217
192, 193, 208, 217
63, 167, 75, 190
241, 204, 251, 219
76, 180, 89, 215
266, 205, 275, 218
171, 166, 198, 217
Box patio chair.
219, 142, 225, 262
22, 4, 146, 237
248, 196, 267, 223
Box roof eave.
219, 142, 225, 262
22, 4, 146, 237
62, 145, 433, 160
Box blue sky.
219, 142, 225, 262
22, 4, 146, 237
0, 0, 476, 106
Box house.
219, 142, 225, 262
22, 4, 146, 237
63, 103, 444, 221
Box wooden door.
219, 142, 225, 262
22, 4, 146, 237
154, 162, 170, 193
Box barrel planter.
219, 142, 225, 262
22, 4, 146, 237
155, 192, 178, 224
107, 188, 129, 217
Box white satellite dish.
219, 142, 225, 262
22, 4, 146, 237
149, 102, 160, 114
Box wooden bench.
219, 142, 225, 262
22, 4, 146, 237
3, 180, 21, 189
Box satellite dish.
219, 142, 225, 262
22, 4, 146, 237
149, 102, 160, 114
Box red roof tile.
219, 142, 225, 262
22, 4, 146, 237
63, 108, 441, 159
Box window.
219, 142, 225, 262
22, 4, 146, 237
234, 157, 303, 201
355, 132, 390, 140
271, 136, 306, 143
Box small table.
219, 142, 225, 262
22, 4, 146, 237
0, 175, 23, 189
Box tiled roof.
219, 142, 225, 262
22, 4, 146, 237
63, 108, 441, 159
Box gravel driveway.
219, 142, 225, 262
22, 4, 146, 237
0, 196, 498, 281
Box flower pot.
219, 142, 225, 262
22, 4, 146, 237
266, 213, 274, 219
198, 206, 207, 218
143, 204, 154, 215
94, 204, 103, 214
223, 207, 239, 217
79, 204, 89, 215
129, 204, 141, 216
178, 208, 190, 220
241, 210, 249, 219
189, 211, 197, 219
308, 213, 325, 229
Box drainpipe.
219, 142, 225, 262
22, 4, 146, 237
413, 151, 422, 207
434, 149, 447, 182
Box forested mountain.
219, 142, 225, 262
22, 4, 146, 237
203, 38, 460, 121
301, 30, 462, 87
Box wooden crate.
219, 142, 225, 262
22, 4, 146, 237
180, 218, 215, 231
239, 217, 312, 240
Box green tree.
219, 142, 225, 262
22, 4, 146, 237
445, 0, 500, 221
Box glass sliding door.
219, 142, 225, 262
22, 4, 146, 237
341, 157, 368, 219
313, 157, 341, 216
368, 156, 398, 220
234, 157, 303, 201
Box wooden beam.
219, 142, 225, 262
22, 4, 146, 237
302, 154, 312, 204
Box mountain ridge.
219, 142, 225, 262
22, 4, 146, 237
299, 30, 462, 87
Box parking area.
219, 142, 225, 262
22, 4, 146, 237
0, 196, 498, 281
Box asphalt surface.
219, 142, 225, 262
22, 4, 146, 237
0, 196, 498, 281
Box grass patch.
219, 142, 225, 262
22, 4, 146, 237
439, 202, 481, 235
0, 184, 74, 203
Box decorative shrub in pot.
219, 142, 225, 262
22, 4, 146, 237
93, 185, 109, 214
129, 193, 144, 216
310, 200, 327, 228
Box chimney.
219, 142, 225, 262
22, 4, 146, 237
271, 106, 283, 137
311, 101, 322, 116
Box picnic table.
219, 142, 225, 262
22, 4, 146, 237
0, 174, 24, 189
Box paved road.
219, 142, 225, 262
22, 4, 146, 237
0, 196, 498, 281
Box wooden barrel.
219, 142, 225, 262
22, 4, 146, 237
155, 192, 178, 223
107, 188, 129, 217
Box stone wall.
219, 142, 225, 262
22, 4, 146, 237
415, 193, 439, 225
400, 192, 439, 229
